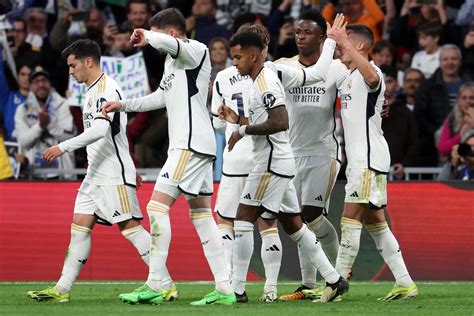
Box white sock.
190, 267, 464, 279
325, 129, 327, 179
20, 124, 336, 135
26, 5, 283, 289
146, 200, 172, 292
307, 215, 339, 265
289, 225, 340, 284
335, 217, 362, 279
55, 224, 92, 294
260, 228, 282, 294
298, 245, 317, 289
218, 224, 234, 278
366, 222, 413, 287
232, 220, 254, 295
122, 224, 174, 291
191, 208, 232, 295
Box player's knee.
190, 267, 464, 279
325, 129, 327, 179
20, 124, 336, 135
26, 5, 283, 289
146, 200, 170, 215
301, 205, 324, 222
277, 213, 303, 235
257, 217, 277, 231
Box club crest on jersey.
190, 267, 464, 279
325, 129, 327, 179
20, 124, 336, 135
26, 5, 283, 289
87, 98, 93, 109
347, 79, 352, 90
262, 93, 276, 109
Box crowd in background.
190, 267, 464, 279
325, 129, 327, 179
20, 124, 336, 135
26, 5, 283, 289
0, 0, 473, 181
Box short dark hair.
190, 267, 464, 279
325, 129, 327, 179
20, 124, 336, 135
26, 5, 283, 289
149, 8, 186, 34
417, 21, 442, 38
125, 0, 150, 14
299, 10, 327, 36
229, 30, 265, 51
346, 24, 374, 49
61, 39, 102, 64
404, 67, 424, 80
234, 23, 269, 46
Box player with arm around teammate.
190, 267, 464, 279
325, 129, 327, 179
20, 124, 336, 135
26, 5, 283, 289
26, 39, 159, 303
329, 24, 418, 300
219, 15, 349, 303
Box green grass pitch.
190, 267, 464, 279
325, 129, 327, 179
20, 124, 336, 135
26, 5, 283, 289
1, 281, 473, 315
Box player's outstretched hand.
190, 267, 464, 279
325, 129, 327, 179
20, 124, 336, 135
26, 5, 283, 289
43, 145, 64, 163
218, 105, 239, 124
326, 13, 348, 47
228, 131, 243, 152
102, 101, 123, 116
130, 28, 148, 47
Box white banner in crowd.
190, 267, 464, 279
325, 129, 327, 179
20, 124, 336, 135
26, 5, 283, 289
67, 52, 149, 106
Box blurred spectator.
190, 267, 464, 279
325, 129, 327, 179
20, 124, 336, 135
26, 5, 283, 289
104, 25, 137, 57
0, 134, 14, 180
381, 65, 418, 180
462, 27, 474, 81
186, 0, 230, 46
323, 0, 385, 43
437, 82, 474, 158
24, 7, 49, 50
410, 21, 442, 79
273, 16, 298, 59
13, 68, 75, 179
372, 39, 395, 67
209, 36, 231, 81
455, 0, 474, 27
437, 129, 474, 181
215, 0, 271, 30
0, 43, 33, 141
124, 0, 151, 29
6, 16, 42, 68
415, 44, 466, 166
49, 7, 105, 52
399, 67, 424, 112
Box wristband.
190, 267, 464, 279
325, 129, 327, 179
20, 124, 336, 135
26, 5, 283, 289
238, 125, 247, 137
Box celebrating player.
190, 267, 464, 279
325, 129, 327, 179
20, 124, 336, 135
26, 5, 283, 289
211, 29, 283, 302
219, 14, 349, 303
270, 11, 348, 300
102, 8, 235, 305
26, 39, 158, 303
329, 24, 418, 300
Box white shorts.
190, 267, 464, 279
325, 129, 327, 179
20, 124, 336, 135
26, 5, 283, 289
74, 181, 143, 225
294, 156, 340, 212
240, 163, 300, 218
344, 168, 387, 209
214, 175, 247, 220
154, 149, 213, 200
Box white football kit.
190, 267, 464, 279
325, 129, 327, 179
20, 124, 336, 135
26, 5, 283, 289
339, 63, 390, 208
121, 31, 215, 198
211, 66, 254, 219
59, 73, 141, 224
273, 57, 347, 210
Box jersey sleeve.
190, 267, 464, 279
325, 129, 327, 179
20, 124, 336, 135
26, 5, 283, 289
259, 72, 286, 110
211, 75, 224, 116
144, 30, 179, 58
367, 65, 383, 92
267, 61, 304, 89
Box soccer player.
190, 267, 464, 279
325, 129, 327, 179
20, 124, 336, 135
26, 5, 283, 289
26, 39, 162, 303
329, 24, 418, 300
218, 14, 349, 303
211, 44, 283, 301
270, 11, 348, 300
102, 8, 235, 305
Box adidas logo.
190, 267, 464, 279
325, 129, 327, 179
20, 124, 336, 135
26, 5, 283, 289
243, 193, 252, 199
161, 172, 169, 178
151, 233, 161, 237
350, 191, 359, 198
78, 259, 88, 264
265, 245, 280, 251
113, 210, 121, 217
222, 234, 233, 241
141, 250, 150, 257
202, 240, 209, 245
315, 195, 323, 201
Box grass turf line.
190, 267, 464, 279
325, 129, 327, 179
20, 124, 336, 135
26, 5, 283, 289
1, 282, 473, 315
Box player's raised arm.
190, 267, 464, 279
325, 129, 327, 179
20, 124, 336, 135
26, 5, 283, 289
330, 22, 380, 89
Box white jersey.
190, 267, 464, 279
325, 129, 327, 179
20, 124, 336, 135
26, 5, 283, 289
339, 63, 390, 173
211, 66, 253, 176
153, 34, 216, 157
273, 57, 347, 159
249, 66, 295, 178
69, 74, 136, 186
